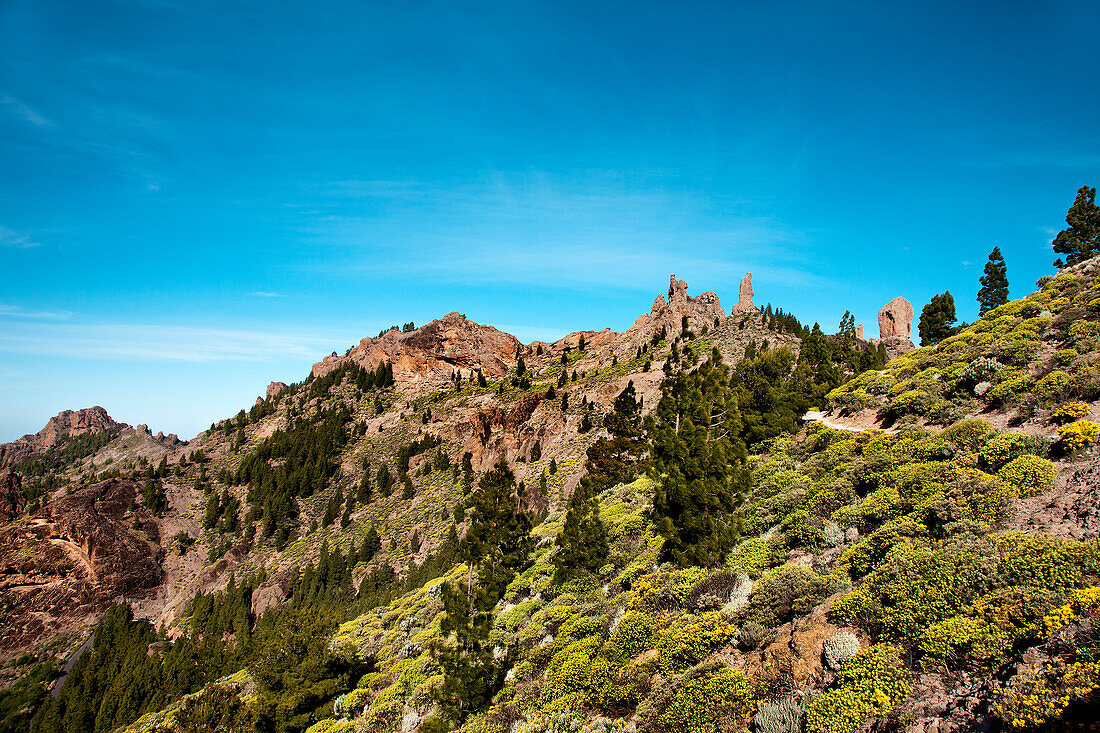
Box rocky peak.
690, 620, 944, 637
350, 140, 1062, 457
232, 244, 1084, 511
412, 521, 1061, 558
627, 274, 728, 343
0, 407, 126, 469
312, 311, 523, 388
34, 407, 123, 449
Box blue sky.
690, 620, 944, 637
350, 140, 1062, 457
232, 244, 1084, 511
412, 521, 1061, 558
2, 1, 1098, 441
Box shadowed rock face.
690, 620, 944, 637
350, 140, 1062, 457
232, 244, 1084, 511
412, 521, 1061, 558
0, 479, 163, 660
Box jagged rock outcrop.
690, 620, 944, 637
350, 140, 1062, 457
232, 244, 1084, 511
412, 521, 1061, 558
876, 296, 915, 359
0, 479, 163, 659
312, 312, 522, 388
626, 275, 727, 346
0, 407, 126, 469
266, 381, 288, 401
730, 272, 755, 314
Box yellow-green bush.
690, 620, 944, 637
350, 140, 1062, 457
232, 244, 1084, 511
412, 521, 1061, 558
726, 537, 783, 573
1035, 371, 1071, 401
1050, 401, 1090, 425
1056, 419, 1098, 453
805, 644, 911, 733
997, 455, 1056, 498
607, 610, 655, 661
916, 615, 1006, 667
655, 666, 759, 733
992, 659, 1100, 729
1054, 348, 1079, 367
996, 534, 1098, 592
655, 612, 737, 675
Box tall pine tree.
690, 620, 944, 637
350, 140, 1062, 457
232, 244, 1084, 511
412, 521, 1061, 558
647, 350, 750, 566
977, 246, 1009, 314
429, 460, 531, 729
553, 382, 644, 580
918, 291, 957, 346
1053, 185, 1100, 268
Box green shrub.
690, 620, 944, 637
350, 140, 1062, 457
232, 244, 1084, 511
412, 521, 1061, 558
916, 615, 1005, 668
743, 566, 848, 628
979, 432, 1045, 472
639, 662, 763, 733
1036, 371, 1071, 401
996, 533, 1098, 592
997, 455, 1056, 498
606, 610, 655, 661
726, 537, 783, 572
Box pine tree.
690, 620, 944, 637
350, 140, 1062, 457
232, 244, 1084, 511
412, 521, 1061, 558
977, 246, 1009, 314
430, 460, 531, 728
516, 356, 526, 377
647, 352, 749, 566
553, 479, 609, 581
918, 291, 957, 346
1053, 185, 1100, 268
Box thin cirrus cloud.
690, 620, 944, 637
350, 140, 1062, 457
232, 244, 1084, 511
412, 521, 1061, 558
293, 174, 824, 291
0, 226, 41, 248
0, 323, 356, 363
0, 93, 51, 127
0, 304, 72, 319
251, 291, 286, 298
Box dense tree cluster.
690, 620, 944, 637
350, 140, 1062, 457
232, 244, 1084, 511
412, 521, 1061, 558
235, 406, 352, 543
648, 349, 751, 566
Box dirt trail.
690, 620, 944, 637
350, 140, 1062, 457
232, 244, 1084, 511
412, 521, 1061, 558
802, 411, 896, 434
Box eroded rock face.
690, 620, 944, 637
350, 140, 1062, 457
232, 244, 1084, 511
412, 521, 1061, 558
312, 312, 522, 388
0, 407, 126, 469
0, 479, 164, 660
731, 272, 755, 314
266, 381, 288, 401
876, 297, 915, 359
878, 297, 914, 339
626, 274, 727, 345
467, 391, 549, 469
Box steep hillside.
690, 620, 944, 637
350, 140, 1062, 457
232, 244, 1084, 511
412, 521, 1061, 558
4, 261, 1098, 733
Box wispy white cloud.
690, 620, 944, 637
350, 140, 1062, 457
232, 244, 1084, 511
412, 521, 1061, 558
0, 304, 72, 319
251, 291, 285, 298
0, 93, 52, 127
0, 323, 356, 363
293, 171, 827, 293
0, 226, 41, 249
